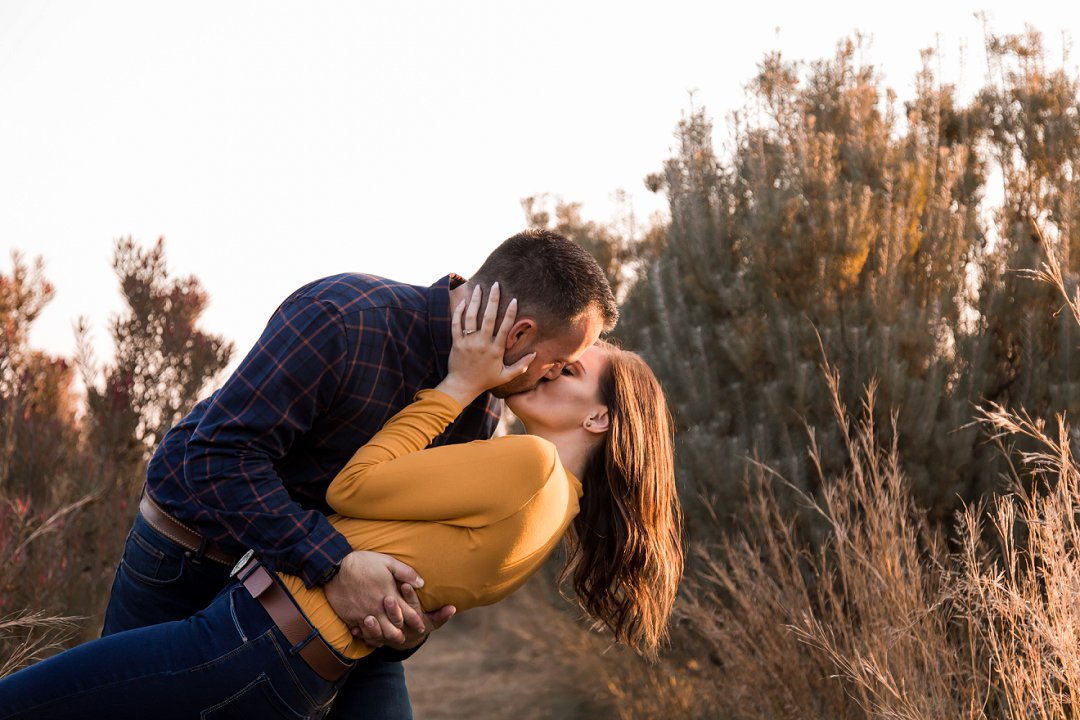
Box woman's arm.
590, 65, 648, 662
327, 430, 555, 525
327, 283, 536, 520
325, 388, 462, 512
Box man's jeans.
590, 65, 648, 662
99, 513, 413, 720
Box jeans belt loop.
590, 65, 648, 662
238, 559, 355, 682
138, 492, 238, 567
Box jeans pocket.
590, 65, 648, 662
225, 586, 345, 713
200, 673, 306, 720
119, 527, 185, 587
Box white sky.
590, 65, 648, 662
0, 0, 1075, 376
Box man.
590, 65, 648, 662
101, 229, 618, 719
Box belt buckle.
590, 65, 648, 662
229, 549, 255, 578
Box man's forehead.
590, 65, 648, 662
567, 310, 604, 340
556, 336, 600, 364
541, 310, 603, 357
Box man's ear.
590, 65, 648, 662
505, 318, 537, 352
584, 407, 610, 435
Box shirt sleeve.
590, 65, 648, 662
183, 297, 353, 586
433, 393, 502, 446
326, 389, 554, 526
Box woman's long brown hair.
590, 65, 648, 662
559, 341, 685, 659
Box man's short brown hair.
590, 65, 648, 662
471, 229, 618, 335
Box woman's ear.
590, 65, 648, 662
583, 407, 610, 435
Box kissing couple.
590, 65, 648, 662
0, 229, 684, 720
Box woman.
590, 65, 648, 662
0, 286, 684, 719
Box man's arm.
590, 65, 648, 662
183, 297, 353, 585
182, 295, 427, 642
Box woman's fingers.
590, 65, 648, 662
445, 283, 530, 395
374, 615, 406, 645
480, 282, 500, 336
360, 616, 383, 645
383, 596, 405, 629
495, 297, 517, 346
451, 299, 465, 339
465, 283, 482, 334
458, 283, 513, 345
425, 604, 456, 631
506, 351, 536, 377
461, 283, 509, 339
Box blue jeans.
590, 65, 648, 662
0, 582, 349, 718
97, 513, 412, 719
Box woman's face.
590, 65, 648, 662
506, 344, 610, 433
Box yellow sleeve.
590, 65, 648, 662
325, 388, 462, 510
326, 398, 557, 527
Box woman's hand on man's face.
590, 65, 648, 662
439, 282, 535, 407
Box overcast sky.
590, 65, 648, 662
0, 0, 1075, 376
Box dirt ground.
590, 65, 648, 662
405, 578, 613, 720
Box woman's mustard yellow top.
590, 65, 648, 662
278, 388, 583, 659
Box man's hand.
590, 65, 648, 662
322, 550, 427, 645
359, 583, 456, 651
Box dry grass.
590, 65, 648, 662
0, 610, 80, 677
0, 495, 96, 676
680, 365, 976, 719
952, 236, 1080, 716
641, 244, 1080, 718
958, 402, 1080, 717
673, 366, 1080, 717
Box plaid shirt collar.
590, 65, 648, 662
427, 273, 468, 379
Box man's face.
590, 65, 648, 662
490, 309, 605, 398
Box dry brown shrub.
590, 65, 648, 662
671, 240, 1080, 718
683, 356, 980, 719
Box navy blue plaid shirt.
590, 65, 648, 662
145, 273, 502, 587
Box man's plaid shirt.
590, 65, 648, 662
145, 273, 502, 587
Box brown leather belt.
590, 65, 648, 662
232, 553, 355, 683
139, 493, 238, 566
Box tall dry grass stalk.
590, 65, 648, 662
952, 234, 1080, 717
0, 495, 94, 676
790, 368, 975, 719
684, 356, 979, 719
0, 611, 79, 678
959, 406, 1080, 717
